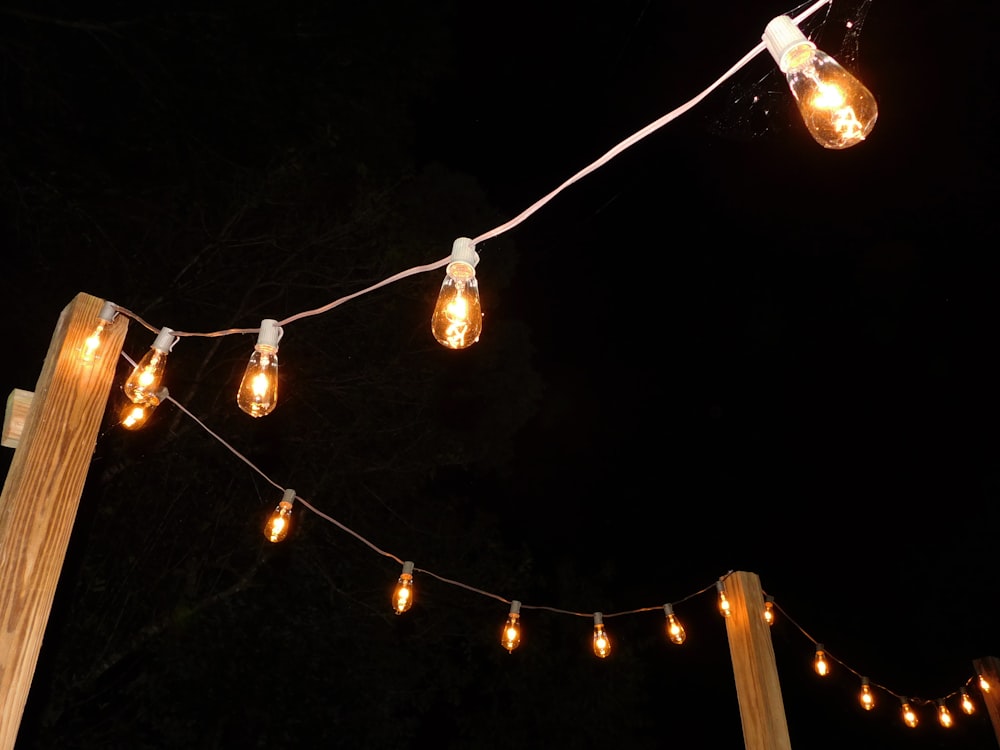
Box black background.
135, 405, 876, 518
2, 0, 999, 747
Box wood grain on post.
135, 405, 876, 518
972, 656, 1000, 747
0, 293, 127, 749
724, 571, 793, 750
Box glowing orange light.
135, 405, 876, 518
431, 238, 483, 350
501, 601, 522, 653
393, 561, 415, 614
938, 701, 953, 728
763, 595, 775, 626
859, 677, 874, 711
592, 613, 611, 658
264, 490, 295, 543
960, 690, 975, 715
663, 604, 686, 645
716, 580, 731, 618
813, 644, 829, 677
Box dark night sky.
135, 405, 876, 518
3, 0, 1000, 748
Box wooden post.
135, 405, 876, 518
723, 571, 793, 750
0, 293, 126, 749
973, 656, 1000, 746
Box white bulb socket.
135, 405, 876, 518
97, 301, 118, 323
447, 237, 479, 280
762, 15, 816, 72
151, 327, 178, 353
256, 319, 283, 350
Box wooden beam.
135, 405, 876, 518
973, 656, 1000, 747
0, 293, 126, 750
2, 389, 33, 448
723, 571, 793, 750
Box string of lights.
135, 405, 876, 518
90, 0, 880, 428
110, 348, 996, 734
66, 0, 994, 738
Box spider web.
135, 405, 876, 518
705, 0, 875, 141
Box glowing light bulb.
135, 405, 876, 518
763, 595, 775, 626
716, 580, 731, 618
859, 677, 875, 711
393, 561, 415, 615
236, 319, 283, 417
901, 699, 919, 728
762, 15, 878, 149
124, 328, 178, 404
431, 237, 482, 350
979, 674, 991, 693
960, 690, 975, 715
938, 700, 953, 728
592, 612, 611, 658
264, 489, 295, 543
813, 644, 829, 676
80, 301, 118, 363
501, 600, 522, 653
120, 387, 168, 431
663, 603, 686, 645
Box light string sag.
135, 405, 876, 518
109, 343, 993, 734
93, 0, 872, 419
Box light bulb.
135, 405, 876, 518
264, 489, 295, 543
80, 301, 118, 363
716, 580, 731, 618
901, 699, 919, 728
763, 595, 775, 626
663, 603, 686, 645
859, 677, 875, 711
431, 237, 482, 350
237, 319, 283, 417
979, 674, 991, 693
592, 612, 611, 658
120, 387, 168, 430
762, 15, 878, 149
393, 561, 415, 615
960, 690, 975, 715
813, 644, 829, 676
501, 600, 522, 653
124, 328, 178, 404
938, 700, 953, 728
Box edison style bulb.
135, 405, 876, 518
431, 237, 482, 350
393, 561, 415, 615
763, 595, 775, 626
979, 674, 992, 693
901, 700, 919, 728
716, 580, 731, 618
120, 387, 168, 431
237, 319, 283, 418
813, 644, 829, 676
592, 613, 611, 658
501, 600, 522, 653
264, 490, 296, 543
80, 301, 118, 363
663, 603, 686, 645
763, 15, 878, 149
960, 690, 975, 715
859, 677, 875, 711
124, 328, 178, 404
938, 701, 953, 728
